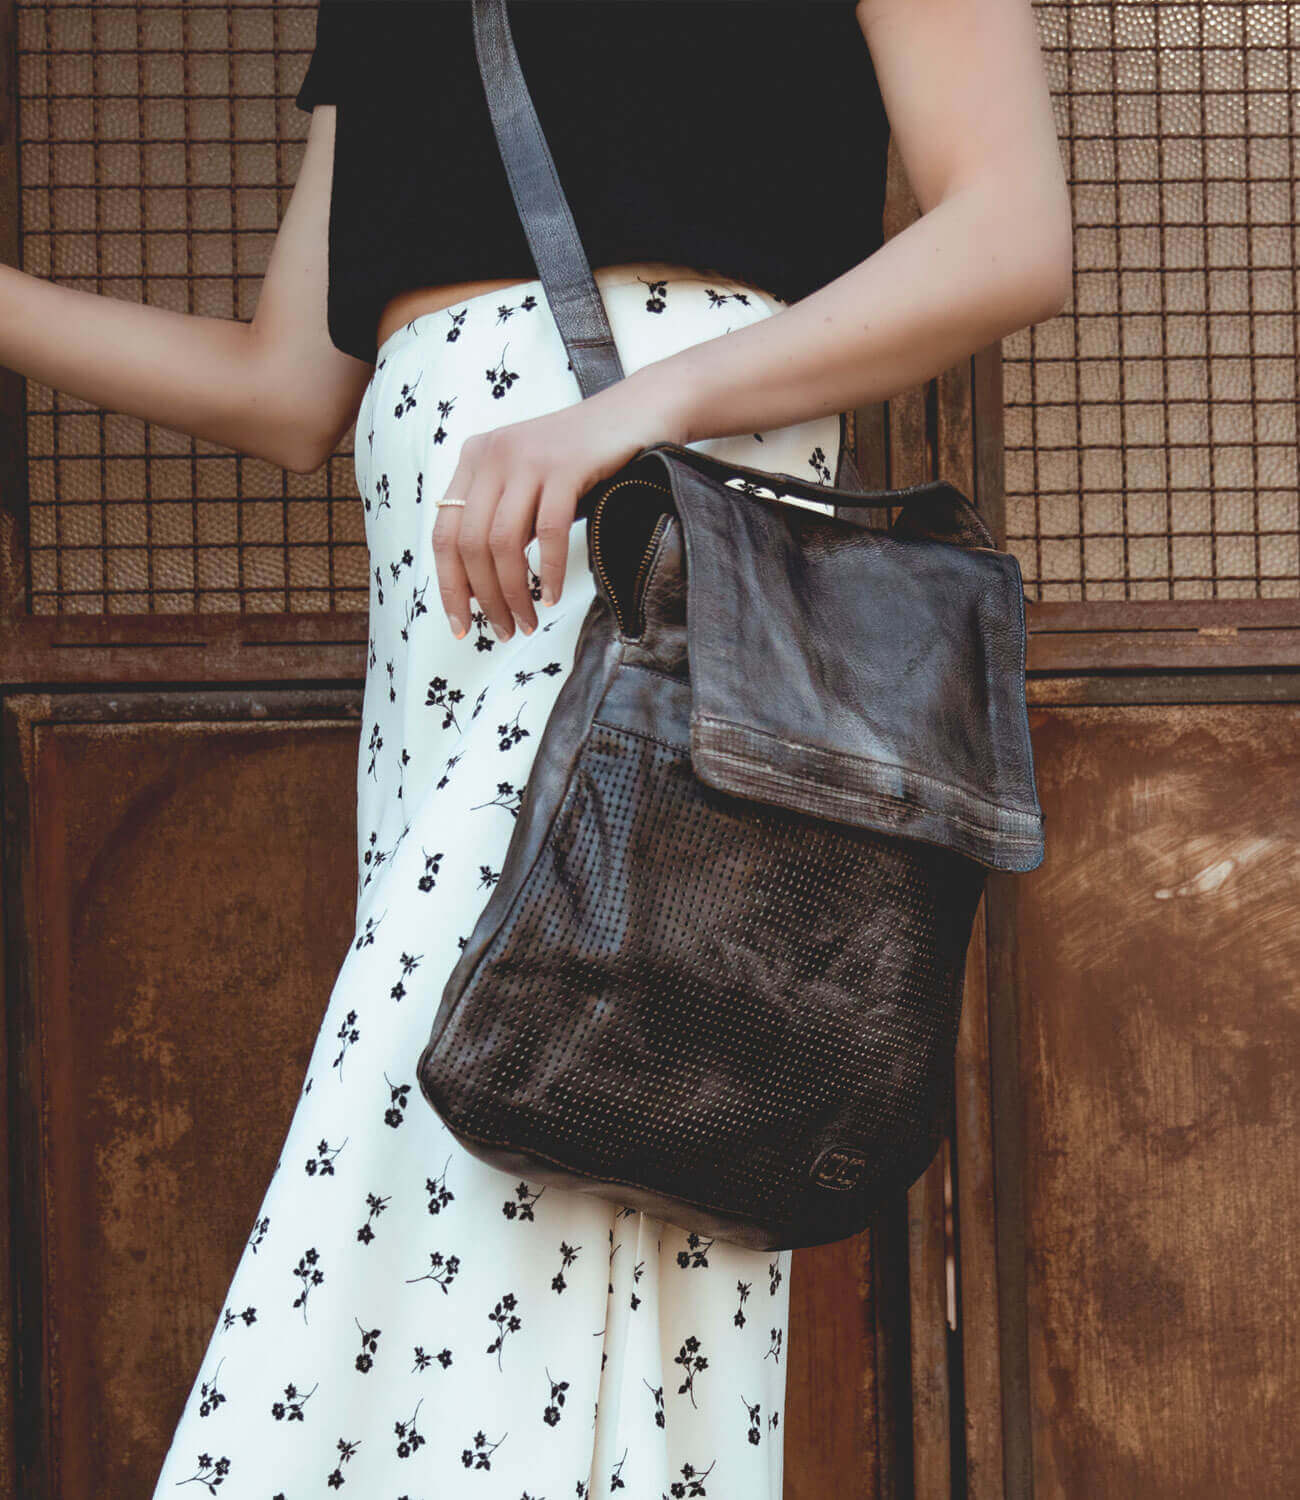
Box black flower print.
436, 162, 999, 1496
270, 1380, 317, 1422
401, 576, 431, 641
425, 1155, 455, 1215
809, 444, 832, 483
476, 862, 501, 891
218, 1302, 256, 1332
486, 1290, 522, 1368
640, 275, 668, 312
677, 1232, 714, 1269
353, 911, 384, 949
705, 283, 752, 308
326, 1435, 360, 1489
247, 1216, 269, 1254
674, 1335, 709, 1407
394, 1396, 427, 1457
494, 292, 538, 322
197, 1356, 227, 1417
734, 1278, 752, 1329
176, 1452, 230, 1493
471, 778, 524, 816
392, 368, 423, 420
630, 1258, 646, 1311
768, 1256, 783, 1296
367, 471, 391, 516
512, 658, 564, 689
291, 1246, 324, 1323
405, 1248, 461, 1293
743, 1394, 762, 1445
551, 1239, 581, 1293
461, 1428, 506, 1471
610, 1447, 629, 1490
389, 948, 422, 1002
485, 345, 520, 398
305, 1137, 347, 1177
332, 1009, 360, 1078
412, 1343, 453, 1373
383, 1072, 410, 1127
669, 1457, 716, 1497
444, 306, 467, 341
502, 1180, 544, 1221
425, 674, 465, 730
469, 609, 501, 651
496, 706, 530, 752
361, 828, 380, 880
417, 845, 445, 891
765, 1327, 783, 1363
430, 394, 457, 444
356, 1191, 389, 1246
644, 1378, 666, 1429
542, 1366, 569, 1426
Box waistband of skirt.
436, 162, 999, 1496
373, 269, 789, 367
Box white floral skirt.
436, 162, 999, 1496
151, 271, 844, 1500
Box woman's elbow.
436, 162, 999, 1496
1010, 183, 1075, 327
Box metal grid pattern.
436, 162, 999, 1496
19, 0, 365, 616
1005, 1, 1299, 601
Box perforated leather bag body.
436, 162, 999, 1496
417, 442, 1045, 1251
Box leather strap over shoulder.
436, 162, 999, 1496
471, 0, 626, 399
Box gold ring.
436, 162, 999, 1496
435, 497, 467, 509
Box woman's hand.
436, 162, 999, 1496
431, 368, 691, 642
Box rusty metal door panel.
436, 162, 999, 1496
2, 690, 362, 1498
996, 702, 1300, 1499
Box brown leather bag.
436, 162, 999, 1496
415, 0, 1045, 1251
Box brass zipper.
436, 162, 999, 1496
590, 479, 672, 637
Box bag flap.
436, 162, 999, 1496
653, 449, 1046, 873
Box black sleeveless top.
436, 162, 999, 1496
295, 1, 891, 364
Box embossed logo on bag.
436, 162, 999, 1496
810, 1144, 868, 1192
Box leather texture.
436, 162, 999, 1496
415, 0, 1046, 1251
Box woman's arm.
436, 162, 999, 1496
0, 104, 371, 474
431, 0, 1072, 644
643, 0, 1074, 442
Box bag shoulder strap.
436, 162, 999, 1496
470, 0, 864, 490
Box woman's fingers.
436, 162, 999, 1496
535, 477, 575, 606
490, 476, 542, 635
430, 393, 676, 640
432, 439, 480, 636
455, 464, 517, 642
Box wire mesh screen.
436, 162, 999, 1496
19, 0, 365, 616
1006, 1, 1300, 601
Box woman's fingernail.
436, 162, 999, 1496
542, 583, 557, 606
491, 620, 510, 642
449, 614, 467, 638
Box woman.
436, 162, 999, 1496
3, 1, 1069, 1495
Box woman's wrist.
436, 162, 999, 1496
594, 356, 699, 450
